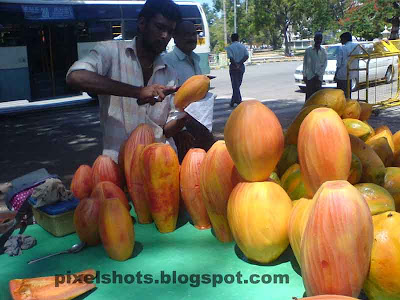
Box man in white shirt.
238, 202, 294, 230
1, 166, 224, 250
163, 21, 215, 161
335, 31, 359, 98
66, 0, 190, 162
303, 32, 328, 100
225, 33, 249, 107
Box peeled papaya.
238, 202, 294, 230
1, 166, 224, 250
9, 269, 96, 300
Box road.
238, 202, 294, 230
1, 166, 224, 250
1, 61, 400, 188
209, 62, 305, 101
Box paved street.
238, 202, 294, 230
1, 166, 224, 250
1, 61, 400, 190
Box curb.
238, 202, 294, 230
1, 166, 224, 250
0, 97, 95, 116
210, 58, 303, 70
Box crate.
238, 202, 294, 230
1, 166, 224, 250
32, 206, 76, 237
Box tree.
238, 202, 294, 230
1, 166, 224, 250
202, 3, 218, 26
252, 0, 307, 55
340, 0, 400, 40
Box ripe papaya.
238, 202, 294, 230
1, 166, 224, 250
174, 75, 210, 111
349, 134, 386, 186
285, 105, 323, 145
9, 269, 96, 300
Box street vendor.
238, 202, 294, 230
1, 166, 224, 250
66, 0, 191, 162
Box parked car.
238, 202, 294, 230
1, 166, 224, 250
294, 41, 398, 92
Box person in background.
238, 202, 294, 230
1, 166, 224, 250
225, 33, 249, 107
66, 0, 191, 162
163, 21, 215, 162
303, 32, 327, 101
335, 31, 359, 98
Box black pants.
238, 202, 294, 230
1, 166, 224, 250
173, 117, 215, 163
336, 80, 350, 98
229, 64, 245, 105
305, 76, 322, 101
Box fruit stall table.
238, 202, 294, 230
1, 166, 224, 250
0, 213, 306, 300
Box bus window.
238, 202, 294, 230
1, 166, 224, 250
121, 4, 143, 20
178, 5, 202, 19
122, 20, 138, 40
76, 21, 114, 42
0, 24, 25, 46
73, 4, 121, 21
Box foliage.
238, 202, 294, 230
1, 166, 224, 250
205, 0, 400, 54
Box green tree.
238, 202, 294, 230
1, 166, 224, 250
340, 0, 400, 40
202, 3, 218, 25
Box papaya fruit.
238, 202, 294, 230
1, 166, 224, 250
363, 211, 400, 300
354, 183, 396, 215
384, 167, 400, 211
375, 125, 393, 137
9, 269, 96, 300
342, 100, 361, 119
349, 134, 386, 186
303, 88, 346, 116
174, 75, 210, 111
276, 144, 298, 176
343, 118, 373, 141
393, 130, 400, 157
280, 163, 306, 200
366, 130, 395, 154
359, 102, 373, 121
285, 105, 323, 145
348, 153, 363, 185
362, 121, 375, 138
366, 136, 394, 167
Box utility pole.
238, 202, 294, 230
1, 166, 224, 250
234, 0, 237, 34
223, 0, 227, 45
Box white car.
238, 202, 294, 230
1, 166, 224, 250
294, 42, 397, 92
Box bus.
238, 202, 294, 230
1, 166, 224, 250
0, 0, 210, 102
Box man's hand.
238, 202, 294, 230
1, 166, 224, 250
137, 84, 178, 106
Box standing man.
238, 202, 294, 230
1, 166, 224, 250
163, 21, 215, 161
225, 33, 249, 107
335, 31, 359, 98
303, 32, 327, 100
66, 0, 190, 162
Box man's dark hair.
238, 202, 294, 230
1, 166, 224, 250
231, 33, 239, 42
138, 0, 182, 23
340, 32, 352, 43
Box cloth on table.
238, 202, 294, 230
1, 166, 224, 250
4, 234, 37, 256
30, 178, 73, 208
10, 186, 37, 211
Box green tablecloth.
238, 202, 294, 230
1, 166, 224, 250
0, 215, 306, 300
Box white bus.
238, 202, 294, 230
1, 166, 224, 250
0, 0, 210, 102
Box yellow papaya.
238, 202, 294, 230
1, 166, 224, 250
359, 102, 373, 121
285, 105, 323, 145
366, 136, 394, 167
342, 100, 361, 119
174, 75, 210, 111
350, 134, 386, 186
303, 88, 346, 116
343, 118, 374, 141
